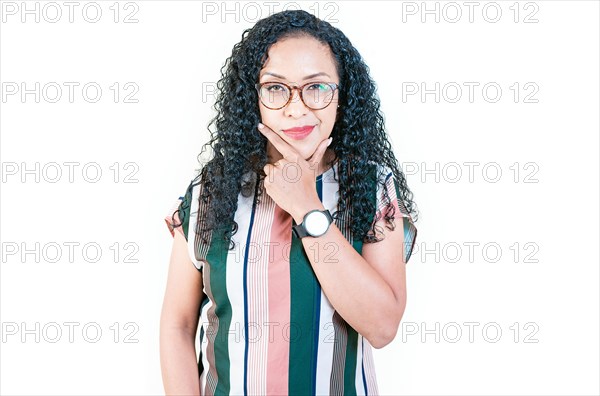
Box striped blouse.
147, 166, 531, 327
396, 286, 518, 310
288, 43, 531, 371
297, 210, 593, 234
164, 161, 417, 396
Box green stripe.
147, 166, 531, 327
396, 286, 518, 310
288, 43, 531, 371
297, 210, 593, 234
205, 227, 232, 394
288, 232, 319, 395
343, 324, 359, 395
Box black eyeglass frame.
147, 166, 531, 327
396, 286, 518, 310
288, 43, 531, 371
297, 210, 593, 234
254, 81, 339, 110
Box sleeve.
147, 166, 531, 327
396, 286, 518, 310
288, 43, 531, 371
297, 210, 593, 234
374, 165, 418, 264
164, 181, 204, 271
164, 188, 190, 241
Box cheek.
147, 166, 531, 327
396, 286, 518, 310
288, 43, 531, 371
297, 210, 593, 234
317, 109, 338, 131
258, 107, 278, 128
258, 106, 267, 121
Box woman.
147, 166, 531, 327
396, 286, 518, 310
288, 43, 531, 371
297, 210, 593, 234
161, 9, 418, 396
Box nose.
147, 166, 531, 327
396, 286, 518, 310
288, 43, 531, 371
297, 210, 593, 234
283, 87, 310, 118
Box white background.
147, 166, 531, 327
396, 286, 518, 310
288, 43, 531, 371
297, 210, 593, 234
1, 1, 598, 395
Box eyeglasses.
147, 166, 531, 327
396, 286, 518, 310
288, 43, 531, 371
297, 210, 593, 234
255, 81, 339, 110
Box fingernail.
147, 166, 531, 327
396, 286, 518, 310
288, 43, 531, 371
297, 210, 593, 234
327, 137, 333, 147
258, 123, 264, 129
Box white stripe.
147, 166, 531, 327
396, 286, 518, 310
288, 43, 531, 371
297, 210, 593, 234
315, 163, 340, 394
225, 177, 256, 395
187, 183, 202, 270
355, 336, 366, 395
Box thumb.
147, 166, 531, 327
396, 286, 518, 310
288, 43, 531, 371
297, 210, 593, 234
308, 137, 332, 172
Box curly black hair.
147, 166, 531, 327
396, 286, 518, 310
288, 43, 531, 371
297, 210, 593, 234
171, 9, 419, 254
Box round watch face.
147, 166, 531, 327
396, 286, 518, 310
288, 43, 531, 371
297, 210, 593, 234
304, 211, 330, 236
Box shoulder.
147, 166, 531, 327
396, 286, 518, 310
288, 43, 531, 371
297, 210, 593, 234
371, 162, 418, 263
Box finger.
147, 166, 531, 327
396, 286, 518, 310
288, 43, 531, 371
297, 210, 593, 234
258, 123, 300, 162
308, 137, 333, 171
263, 163, 273, 175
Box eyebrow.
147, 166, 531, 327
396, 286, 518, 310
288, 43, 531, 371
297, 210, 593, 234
261, 72, 331, 80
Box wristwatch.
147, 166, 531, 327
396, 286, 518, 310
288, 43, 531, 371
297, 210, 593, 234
292, 209, 333, 238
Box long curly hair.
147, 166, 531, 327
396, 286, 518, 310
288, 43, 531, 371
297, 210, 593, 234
171, 9, 419, 254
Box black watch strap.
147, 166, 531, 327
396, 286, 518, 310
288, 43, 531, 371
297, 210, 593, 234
292, 222, 309, 239
292, 209, 333, 238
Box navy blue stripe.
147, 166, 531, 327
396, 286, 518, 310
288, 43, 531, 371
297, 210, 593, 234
198, 325, 205, 376
361, 338, 368, 395
384, 171, 393, 184
243, 179, 260, 396
198, 297, 209, 378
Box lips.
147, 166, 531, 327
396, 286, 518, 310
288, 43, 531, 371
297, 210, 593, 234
282, 125, 315, 140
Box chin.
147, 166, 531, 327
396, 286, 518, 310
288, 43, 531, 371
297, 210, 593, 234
281, 133, 324, 158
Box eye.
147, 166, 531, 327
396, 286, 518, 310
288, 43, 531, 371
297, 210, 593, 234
264, 83, 286, 92
306, 83, 329, 91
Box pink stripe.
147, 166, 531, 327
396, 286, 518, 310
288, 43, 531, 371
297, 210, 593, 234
363, 339, 379, 393
266, 203, 292, 395
246, 197, 271, 395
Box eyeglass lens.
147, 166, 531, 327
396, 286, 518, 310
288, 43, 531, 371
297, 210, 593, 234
259, 83, 335, 109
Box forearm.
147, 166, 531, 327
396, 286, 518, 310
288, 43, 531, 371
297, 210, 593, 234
293, 206, 406, 348
160, 326, 201, 396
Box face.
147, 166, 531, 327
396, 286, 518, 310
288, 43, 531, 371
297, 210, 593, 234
258, 35, 340, 163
